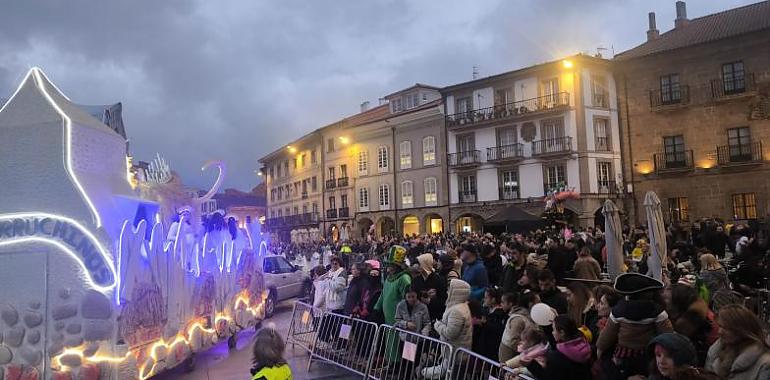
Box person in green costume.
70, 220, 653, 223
374, 245, 412, 366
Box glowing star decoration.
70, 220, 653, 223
0, 212, 117, 292
30, 68, 103, 228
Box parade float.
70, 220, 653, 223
0, 68, 266, 380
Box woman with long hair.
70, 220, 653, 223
705, 304, 770, 379
666, 284, 718, 366
698, 253, 729, 296
566, 282, 599, 344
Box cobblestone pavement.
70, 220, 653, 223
153, 300, 361, 380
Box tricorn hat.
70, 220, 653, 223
613, 272, 664, 295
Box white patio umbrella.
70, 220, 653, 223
644, 191, 667, 281
602, 199, 624, 280
340, 225, 350, 241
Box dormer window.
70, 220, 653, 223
405, 93, 420, 109
392, 98, 403, 112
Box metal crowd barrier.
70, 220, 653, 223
364, 324, 453, 380
447, 347, 518, 380
307, 310, 380, 377
285, 301, 321, 354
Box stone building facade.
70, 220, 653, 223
615, 1, 770, 224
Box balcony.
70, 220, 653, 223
446, 92, 570, 129
532, 137, 573, 157
717, 141, 763, 166
448, 150, 482, 168
326, 208, 338, 219
325, 179, 337, 189
595, 137, 610, 152
597, 180, 618, 194
265, 213, 319, 229
649, 85, 690, 109
338, 207, 350, 218
487, 143, 524, 162
337, 177, 349, 187
653, 150, 694, 172
459, 191, 477, 203
592, 93, 609, 108
711, 73, 755, 99
499, 188, 519, 200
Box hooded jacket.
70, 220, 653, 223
706, 340, 770, 380
462, 259, 489, 301
433, 279, 473, 349
527, 337, 592, 380
412, 253, 446, 320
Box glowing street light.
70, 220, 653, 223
339, 136, 350, 145
562, 59, 573, 69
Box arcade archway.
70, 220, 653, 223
402, 215, 420, 237
424, 213, 444, 234
377, 216, 396, 237
455, 214, 483, 234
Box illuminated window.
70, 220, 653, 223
379, 184, 390, 210
377, 146, 389, 173
358, 150, 368, 175
401, 181, 413, 207
732, 193, 757, 220
424, 177, 437, 206
423, 136, 436, 165
400, 141, 412, 169
668, 197, 689, 222
359, 187, 369, 211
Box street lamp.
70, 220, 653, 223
562, 59, 573, 69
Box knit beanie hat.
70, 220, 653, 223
648, 333, 697, 366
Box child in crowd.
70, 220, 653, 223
503, 327, 548, 377
394, 288, 432, 337
527, 315, 592, 380
499, 292, 538, 362
250, 327, 292, 380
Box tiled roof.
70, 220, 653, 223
615, 1, 770, 61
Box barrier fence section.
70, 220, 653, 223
364, 324, 453, 380
285, 301, 321, 355
447, 347, 519, 380
307, 310, 380, 377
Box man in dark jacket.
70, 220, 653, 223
482, 244, 503, 286
461, 245, 489, 301
501, 245, 527, 294
538, 269, 568, 315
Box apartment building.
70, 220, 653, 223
615, 1, 770, 224
259, 132, 323, 242
443, 54, 624, 231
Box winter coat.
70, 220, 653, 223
501, 261, 526, 294
462, 260, 489, 301
573, 256, 602, 281
344, 275, 373, 316
597, 299, 673, 355
321, 267, 347, 311
501, 306, 534, 352
700, 268, 730, 295
706, 340, 770, 380
540, 288, 569, 315
434, 279, 473, 349
413, 254, 447, 320
526, 337, 592, 380
374, 270, 411, 325
475, 307, 508, 361
483, 254, 504, 286
394, 300, 432, 337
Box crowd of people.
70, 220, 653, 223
257, 218, 770, 380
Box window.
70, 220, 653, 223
302, 179, 308, 194
405, 93, 419, 109
422, 136, 436, 165
283, 161, 289, 176
269, 167, 274, 179
722, 61, 745, 94
276, 164, 282, 178
293, 206, 299, 215
284, 207, 290, 216
424, 177, 437, 206
377, 146, 389, 173
591, 75, 608, 107
359, 187, 370, 211
277, 188, 282, 200
311, 149, 317, 164
340, 194, 348, 208
277, 209, 282, 217
302, 204, 308, 214
541, 78, 560, 107
500, 170, 519, 200
301, 154, 307, 168
663, 135, 686, 167
733, 193, 757, 220
497, 127, 517, 146
312, 203, 318, 214
270, 189, 276, 202
293, 158, 297, 169
544, 164, 566, 192
400, 141, 412, 169
401, 181, 413, 206
594, 118, 610, 151
340, 164, 348, 178
327, 138, 335, 153
459, 175, 476, 203
422, 93, 427, 101
328, 167, 335, 180
660, 74, 681, 104
597, 162, 613, 192
358, 150, 369, 175
728, 127, 752, 160
378, 184, 390, 210
311, 176, 317, 191
494, 88, 512, 106
668, 198, 689, 222
328, 196, 336, 210
540, 118, 565, 141
392, 98, 403, 113
456, 97, 472, 116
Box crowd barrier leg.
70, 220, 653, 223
285, 301, 320, 355
447, 347, 519, 380
364, 324, 453, 380
307, 311, 380, 377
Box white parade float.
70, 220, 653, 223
0, 68, 267, 380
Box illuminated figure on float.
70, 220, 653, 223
0, 68, 266, 380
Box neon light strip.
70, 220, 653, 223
0, 212, 116, 292
31, 68, 102, 227
0, 69, 35, 114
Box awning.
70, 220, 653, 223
484, 204, 545, 233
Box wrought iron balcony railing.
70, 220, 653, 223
459, 191, 477, 203
448, 150, 481, 167
499, 188, 519, 200
717, 141, 763, 166
711, 73, 755, 99
338, 207, 350, 218
337, 177, 349, 187
326, 208, 338, 219
446, 92, 570, 128
487, 143, 524, 162
325, 179, 337, 189
653, 150, 694, 172
532, 137, 572, 156
597, 180, 617, 194
650, 85, 690, 108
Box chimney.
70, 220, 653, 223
675, 1, 689, 28
360, 101, 370, 113
647, 12, 660, 41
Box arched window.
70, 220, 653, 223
424, 177, 437, 206
401, 181, 413, 207
423, 136, 436, 165
400, 141, 412, 169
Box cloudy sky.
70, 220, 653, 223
0, 0, 756, 191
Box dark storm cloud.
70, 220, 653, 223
0, 0, 756, 190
